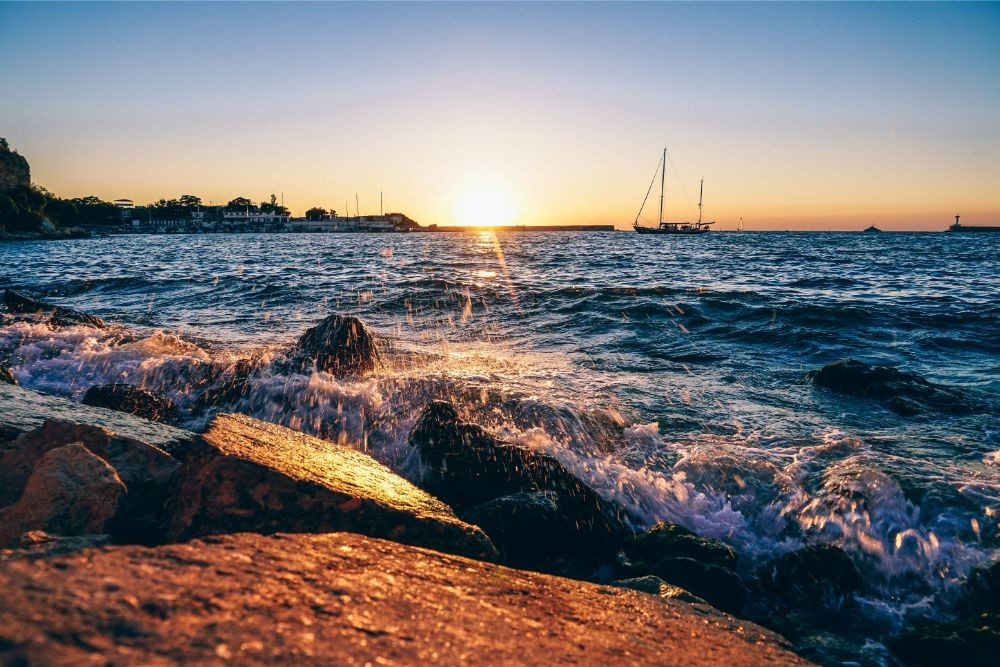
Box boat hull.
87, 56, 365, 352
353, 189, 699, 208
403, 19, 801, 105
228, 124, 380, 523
634, 225, 711, 235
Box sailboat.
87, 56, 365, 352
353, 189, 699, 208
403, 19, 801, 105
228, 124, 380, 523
633, 148, 715, 234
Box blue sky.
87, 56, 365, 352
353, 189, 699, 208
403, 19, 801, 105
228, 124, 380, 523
2, 1, 998, 229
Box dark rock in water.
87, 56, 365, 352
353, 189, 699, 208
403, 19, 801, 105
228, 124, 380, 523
192, 359, 259, 412
408, 401, 631, 551
0, 419, 183, 545
889, 611, 1000, 667
808, 358, 973, 415
0, 443, 125, 547
623, 521, 738, 569
612, 575, 709, 605
290, 313, 380, 375
622, 555, 747, 615
759, 544, 862, 607
3, 289, 105, 328
460, 490, 625, 567
82, 383, 177, 424
167, 412, 497, 561
0, 367, 14, 385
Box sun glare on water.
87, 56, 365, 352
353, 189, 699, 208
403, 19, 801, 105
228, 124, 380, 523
451, 182, 517, 227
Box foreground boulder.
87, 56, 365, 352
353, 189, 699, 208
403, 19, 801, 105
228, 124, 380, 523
808, 358, 972, 415
0, 532, 810, 666
82, 383, 177, 424
409, 401, 631, 559
3, 289, 105, 328
167, 412, 497, 560
289, 313, 381, 375
0, 443, 125, 547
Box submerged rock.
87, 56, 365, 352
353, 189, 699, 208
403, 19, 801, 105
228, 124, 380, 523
0, 367, 14, 385
624, 521, 738, 569
0, 419, 183, 545
3, 289, 105, 328
408, 401, 630, 551
167, 412, 497, 561
759, 544, 862, 607
808, 358, 973, 415
0, 443, 125, 547
82, 383, 177, 424
0, 532, 809, 666
889, 611, 999, 667
289, 313, 381, 375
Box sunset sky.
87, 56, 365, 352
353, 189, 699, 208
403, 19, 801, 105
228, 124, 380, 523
1, 1, 998, 230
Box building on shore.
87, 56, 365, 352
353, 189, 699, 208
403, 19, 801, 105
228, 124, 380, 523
287, 212, 416, 233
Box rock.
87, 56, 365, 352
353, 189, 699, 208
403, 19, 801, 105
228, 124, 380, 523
808, 358, 973, 415
3, 289, 105, 328
191, 358, 260, 412
167, 412, 498, 561
460, 490, 624, 568
888, 611, 999, 667
82, 383, 177, 424
0, 367, 14, 385
759, 545, 862, 607
612, 575, 710, 605
0, 443, 125, 547
624, 521, 738, 569
408, 401, 631, 551
0, 383, 195, 454
289, 313, 381, 375
0, 531, 110, 561
0, 532, 810, 666
0, 419, 183, 545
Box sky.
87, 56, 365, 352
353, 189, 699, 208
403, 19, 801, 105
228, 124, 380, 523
1, 1, 998, 230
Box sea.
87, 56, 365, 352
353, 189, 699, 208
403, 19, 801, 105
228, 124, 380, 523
2, 231, 998, 663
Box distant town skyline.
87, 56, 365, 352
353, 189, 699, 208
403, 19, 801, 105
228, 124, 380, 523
1, 1, 998, 230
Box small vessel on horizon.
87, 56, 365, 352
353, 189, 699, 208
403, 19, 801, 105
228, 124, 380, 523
863, 225, 882, 233
633, 148, 715, 235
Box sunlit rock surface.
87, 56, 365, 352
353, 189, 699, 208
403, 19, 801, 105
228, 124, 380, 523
0, 443, 125, 547
3, 288, 106, 328
289, 313, 381, 375
0, 384, 195, 455
0, 532, 810, 666
82, 383, 178, 424
167, 413, 498, 560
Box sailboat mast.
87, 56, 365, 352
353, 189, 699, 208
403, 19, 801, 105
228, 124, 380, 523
658, 147, 666, 225
698, 178, 703, 225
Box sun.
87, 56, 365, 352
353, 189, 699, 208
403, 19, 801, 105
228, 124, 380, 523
451, 182, 517, 227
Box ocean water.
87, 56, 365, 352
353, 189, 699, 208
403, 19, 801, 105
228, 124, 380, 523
2, 231, 998, 660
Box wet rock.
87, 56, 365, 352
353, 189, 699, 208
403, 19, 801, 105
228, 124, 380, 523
0, 383, 196, 455
289, 313, 381, 375
191, 359, 259, 412
167, 412, 498, 561
0, 532, 809, 666
0, 443, 125, 547
460, 490, 624, 568
0, 367, 14, 385
622, 555, 748, 615
0, 419, 183, 545
759, 544, 862, 607
624, 521, 738, 569
0, 531, 110, 561
82, 383, 178, 424
3, 288, 105, 328
612, 575, 709, 605
889, 611, 999, 667
409, 401, 631, 547
808, 358, 973, 415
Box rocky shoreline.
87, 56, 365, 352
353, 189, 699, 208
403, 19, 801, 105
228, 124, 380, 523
1, 291, 996, 665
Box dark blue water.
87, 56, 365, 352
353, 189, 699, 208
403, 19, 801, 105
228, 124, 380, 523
2, 231, 998, 661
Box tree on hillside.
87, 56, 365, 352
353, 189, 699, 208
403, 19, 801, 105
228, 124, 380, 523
226, 197, 253, 212
305, 207, 328, 221
179, 194, 202, 209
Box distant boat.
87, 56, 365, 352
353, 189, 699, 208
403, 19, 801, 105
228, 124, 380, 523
947, 215, 1000, 233
737, 217, 744, 232
863, 225, 882, 233
633, 148, 715, 235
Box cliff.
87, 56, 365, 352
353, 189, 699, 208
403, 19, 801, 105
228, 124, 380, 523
0, 138, 30, 192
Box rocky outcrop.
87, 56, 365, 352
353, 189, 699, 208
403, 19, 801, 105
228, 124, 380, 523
0, 443, 125, 547
3, 289, 105, 328
0, 419, 183, 544
82, 383, 177, 424
167, 412, 497, 560
759, 545, 862, 607
0, 532, 810, 666
0, 137, 30, 192
619, 522, 746, 615
612, 575, 710, 605
288, 313, 381, 375
808, 358, 973, 416
0, 367, 14, 385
